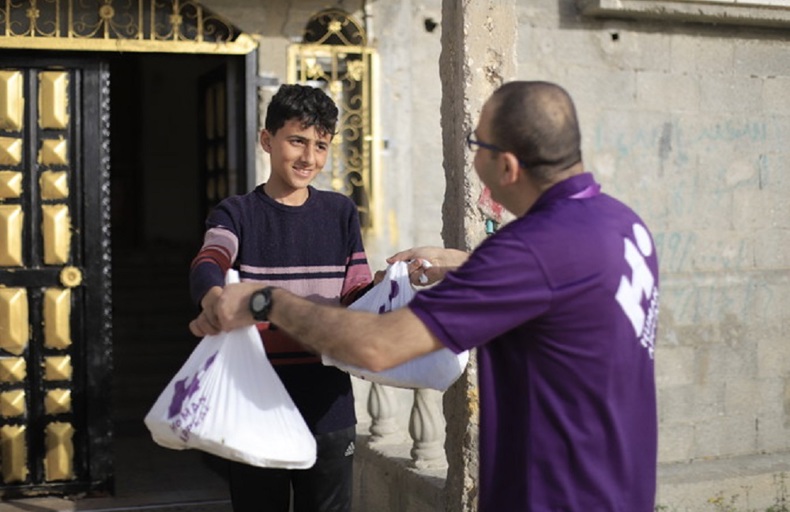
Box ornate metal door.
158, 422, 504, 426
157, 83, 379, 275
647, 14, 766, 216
0, 57, 112, 496
288, 8, 378, 230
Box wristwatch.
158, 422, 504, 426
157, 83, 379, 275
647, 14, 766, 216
249, 287, 274, 322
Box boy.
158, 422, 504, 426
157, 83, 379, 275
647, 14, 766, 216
189, 84, 372, 512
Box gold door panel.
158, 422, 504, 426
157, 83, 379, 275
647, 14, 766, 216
0, 357, 26, 383
41, 204, 71, 265
0, 425, 28, 483
39, 139, 69, 166
45, 423, 74, 481
44, 356, 72, 382
43, 288, 71, 349
0, 171, 23, 198
0, 61, 107, 494
0, 288, 28, 355
39, 171, 69, 200
44, 389, 71, 415
0, 389, 25, 417
0, 137, 22, 166
0, 205, 23, 266
39, 72, 69, 129
0, 71, 23, 131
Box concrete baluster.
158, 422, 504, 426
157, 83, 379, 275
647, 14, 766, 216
367, 382, 399, 443
409, 387, 447, 469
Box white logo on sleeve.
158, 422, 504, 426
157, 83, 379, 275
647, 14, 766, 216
615, 223, 659, 358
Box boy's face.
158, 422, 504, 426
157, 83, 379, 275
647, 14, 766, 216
260, 118, 332, 192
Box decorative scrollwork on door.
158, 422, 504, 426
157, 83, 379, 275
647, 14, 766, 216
288, 9, 377, 229
0, 0, 255, 54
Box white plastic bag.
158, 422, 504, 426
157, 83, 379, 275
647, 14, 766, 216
144, 270, 316, 469
323, 261, 469, 391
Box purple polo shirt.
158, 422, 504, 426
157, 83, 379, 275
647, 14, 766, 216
409, 173, 659, 511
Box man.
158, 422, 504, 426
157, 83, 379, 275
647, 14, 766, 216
189, 83, 372, 512
191, 81, 660, 511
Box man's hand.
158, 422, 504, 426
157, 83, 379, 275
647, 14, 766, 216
189, 282, 262, 337
189, 310, 220, 337
190, 286, 223, 336
387, 246, 470, 286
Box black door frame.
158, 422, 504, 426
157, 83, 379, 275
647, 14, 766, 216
0, 47, 257, 497
0, 54, 112, 497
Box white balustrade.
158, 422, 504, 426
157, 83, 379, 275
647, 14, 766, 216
364, 381, 448, 468
409, 387, 447, 469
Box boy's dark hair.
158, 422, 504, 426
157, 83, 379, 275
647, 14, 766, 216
265, 84, 338, 137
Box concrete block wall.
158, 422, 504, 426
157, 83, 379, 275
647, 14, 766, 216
515, 0, 790, 506
360, 0, 446, 266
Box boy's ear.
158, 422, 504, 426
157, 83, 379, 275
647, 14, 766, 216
259, 130, 272, 153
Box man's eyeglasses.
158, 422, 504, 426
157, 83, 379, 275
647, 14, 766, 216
466, 133, 506, 154
466, 133, 529, 168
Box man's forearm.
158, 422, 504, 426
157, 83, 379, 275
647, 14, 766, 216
268, 288, 387, 370
193, 282, 445, 370
267, 288, 444, 372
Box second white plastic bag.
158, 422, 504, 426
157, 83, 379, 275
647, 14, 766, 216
144, 270, 316, 469
322, 261, 469, 391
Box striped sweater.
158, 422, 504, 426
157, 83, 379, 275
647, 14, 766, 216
190, 184, 372, 434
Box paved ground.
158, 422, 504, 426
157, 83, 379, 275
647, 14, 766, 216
0, 423, 232, 512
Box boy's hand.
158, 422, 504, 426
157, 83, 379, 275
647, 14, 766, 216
373, 269, 387, 285
189, 282, 261, 337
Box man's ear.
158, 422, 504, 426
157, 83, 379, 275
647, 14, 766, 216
259, 130, 272, 153
500, 153, 522, 186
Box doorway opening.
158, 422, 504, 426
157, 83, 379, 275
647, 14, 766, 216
108, 52, 243, 502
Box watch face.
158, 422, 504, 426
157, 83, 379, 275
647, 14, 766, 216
250, 289, 271, 321
251, 292, 267, 313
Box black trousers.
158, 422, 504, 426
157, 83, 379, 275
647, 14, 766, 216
228, 426, 356, 512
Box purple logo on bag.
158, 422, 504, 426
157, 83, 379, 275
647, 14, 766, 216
389, 280, 400, 301
168, 352, 217, 418
167, 351, 218, 442
378, 279, 401, 314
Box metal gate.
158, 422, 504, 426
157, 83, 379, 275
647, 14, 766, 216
0, 58, 112, 496
288, 8, 378, 230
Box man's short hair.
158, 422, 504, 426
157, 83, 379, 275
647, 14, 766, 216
491, 81, 582, 183
265, 83, 339, 137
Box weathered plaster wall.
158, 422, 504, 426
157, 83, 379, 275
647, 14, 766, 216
439, 2, 517, 511
515, 0, 790, 507
371, 0, 445, 259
